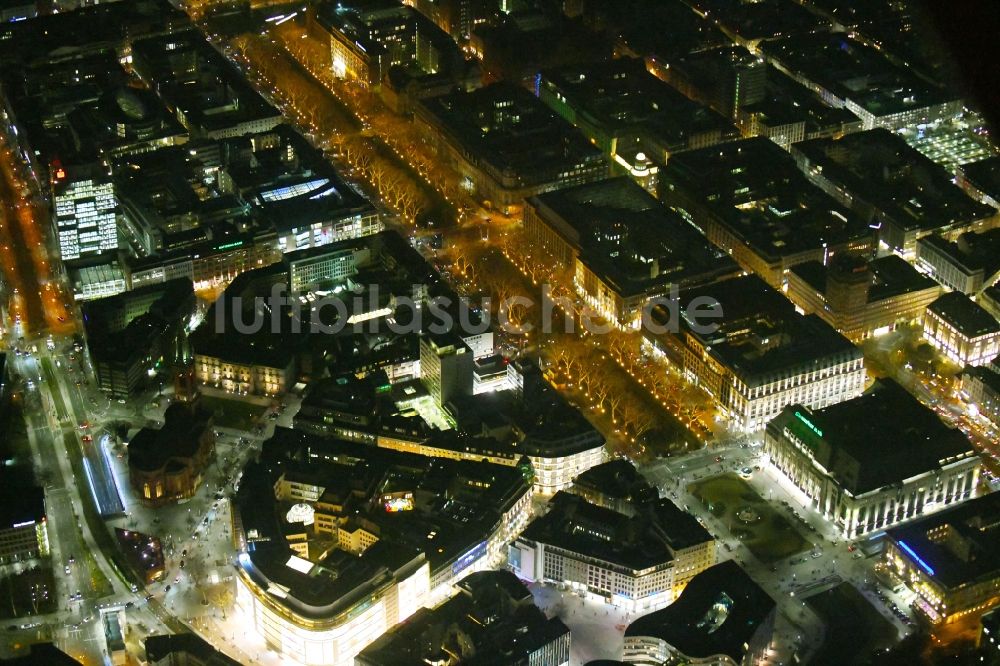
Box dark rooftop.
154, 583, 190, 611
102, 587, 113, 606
128, 400, 213, 473
674, 275, 862, 386
928, 291, 1000, 339
0, 643, 83, 666
775, 379, 976, 495
886, 491, 1000, 590
573, 459, 648, 500
662, 137, 873, 263
527, 177, 739, 298
762, 32, 955, 118
356, 570, 569, 665
145, 633, 240, 665
0, 470, 45, 530
520, 492, 712, 571
418, 82, 605, 190
961, 156, 1000, 202
792, 130, 994, 234
625, 560, 775, 662
789, 255, 938, 303
540, 58, 739, 154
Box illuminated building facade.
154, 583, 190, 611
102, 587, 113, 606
232, 430, 532, 665
419, 332, 473, 407
884, 492, 1000, 626
315, 0, 460, 86
961, 361, 1000, 429
53, 165, 120, 261
923, 292, 1000, 367
0, 480, 49, 565
128, 400, 216, 507
510, 492, 716, 612
523, 177, 739, 327
786, 254, 941, 342
666, 276, 866, 432
765, 380, 981, 538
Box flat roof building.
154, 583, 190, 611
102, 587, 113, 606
924, 291, 1000, 367
762, 32, 962, 132
524, 177, 739, 326
786, 253, 941, 341
313, 0, 462, 86
765, 379, 981, 538
538, 58, 740, 185
414, 82, 608, 209
131, 29, 282, 139
884, 491, 1000, 626
654, 274, 866, 432
510, 491, 715, 612
792, 130, 999, 259
0, 471, 48, 565
622, 560, 776, 666
356, 571, 571, 666
145, 633, 241, 666
661, 137, 874, 289
958, 156, 1000, 210
916, 229, 1000, 295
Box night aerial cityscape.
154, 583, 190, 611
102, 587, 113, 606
1, 0, 1000, 665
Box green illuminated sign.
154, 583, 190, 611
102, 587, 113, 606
215, 240, 245, 251
794, 411, 823, 437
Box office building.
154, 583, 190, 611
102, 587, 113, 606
0, 473, 48, 565
420, 332, 474, 407
538, 59, 740, 185
884, 491, 1000, 626
734, 66, 864, 150
786, 254, 941, 341
656, 46, 766, 120
510, 492, 715, 612
661, 138, 874, 290
958, 156, 1000, 210
524, 177, 739, 326
131, 29, 282, 139
622, 560, 776, 666
961, 362, 1000, 429
923, 292, 1000, 367
83, 278, 195, 398
356, 571, 571, 666
792, 130, 998, 259
763, 32, 963, 132
53, 164, 120, 261
314, 0, 462, 86
657, 275, 866, 432
765, 380, 981, 538
916, 230, 1000, 295
414, 82, 608, 209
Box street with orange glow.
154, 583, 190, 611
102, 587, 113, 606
0, 135, 73, 340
